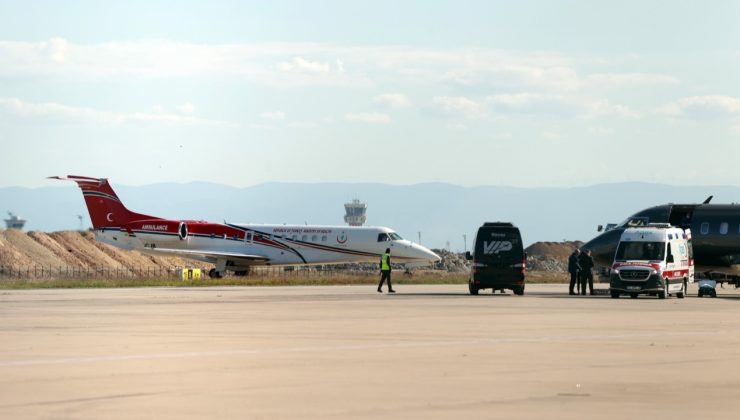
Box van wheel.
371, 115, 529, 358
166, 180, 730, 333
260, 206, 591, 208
677, 291, 685, 299
711, 290, 717, 298
611, 291, 620, 299
658, 290, 666, 299
513, 286, 525, 296
630, 293, 638, 299
468, 282, 479, 295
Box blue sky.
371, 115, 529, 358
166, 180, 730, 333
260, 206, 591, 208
1, 0, 740, 188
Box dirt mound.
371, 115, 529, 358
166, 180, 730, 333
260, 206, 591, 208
0, 229, 67, 268
0, 230, 209, 276
525, 241, 584, 260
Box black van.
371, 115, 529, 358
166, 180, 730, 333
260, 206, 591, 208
465, 222, 526, 295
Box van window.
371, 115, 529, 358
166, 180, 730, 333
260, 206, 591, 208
473, 228, 523, 264
700, 222, 709, 235
720, 222, 728, 235
614, 242, 665, 261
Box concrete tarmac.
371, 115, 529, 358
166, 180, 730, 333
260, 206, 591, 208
2, 283, 740, 419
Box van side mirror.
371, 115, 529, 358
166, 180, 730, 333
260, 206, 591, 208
667, 254, 674, 263
465, 251, 472, 261
597, 225, 603, 232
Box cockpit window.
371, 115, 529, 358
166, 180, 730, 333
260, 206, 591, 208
378, 232, 402, 242
618, 217, 649, 228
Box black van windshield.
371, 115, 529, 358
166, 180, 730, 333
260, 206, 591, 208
614, 241, 665, 261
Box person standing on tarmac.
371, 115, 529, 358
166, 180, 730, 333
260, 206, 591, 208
579, 249, 595, 295
378, 248, 395, 293
568, 248, 581, 295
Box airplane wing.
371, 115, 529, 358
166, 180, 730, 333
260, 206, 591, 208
144, 248, 270, 264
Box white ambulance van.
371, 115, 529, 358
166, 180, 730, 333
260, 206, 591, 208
609, 223, 694, 299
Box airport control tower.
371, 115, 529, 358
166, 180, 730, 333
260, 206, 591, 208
343, 199, 367, 226
4, 211, 27, 230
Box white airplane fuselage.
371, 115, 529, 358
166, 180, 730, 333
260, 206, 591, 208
97, 222, 438, 268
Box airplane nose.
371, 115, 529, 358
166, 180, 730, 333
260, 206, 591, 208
581, 228, 624, 267
415, 244, 441, 263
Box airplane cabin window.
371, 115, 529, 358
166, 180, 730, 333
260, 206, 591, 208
301, 235, 308, 241
321, 235, 327, 242
311, 235, 317, 242
377, 233, 389, 242
700, 222, 709, 235
720, 222, 728, 235
292, 235, 297, 241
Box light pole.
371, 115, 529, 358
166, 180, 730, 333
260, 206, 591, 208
417, 231, 421, 245
463, 234, 467, 252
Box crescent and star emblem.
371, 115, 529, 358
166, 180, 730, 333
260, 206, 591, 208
106, 212, 114, 222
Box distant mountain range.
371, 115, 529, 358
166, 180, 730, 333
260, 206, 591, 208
2, 181, 739, 250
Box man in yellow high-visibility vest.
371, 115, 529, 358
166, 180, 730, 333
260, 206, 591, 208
377, 248, 395, 293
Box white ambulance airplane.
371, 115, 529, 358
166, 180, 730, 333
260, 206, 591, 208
52, 175, 441, 277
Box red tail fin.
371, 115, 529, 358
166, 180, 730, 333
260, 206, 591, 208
49, 175, 160, 229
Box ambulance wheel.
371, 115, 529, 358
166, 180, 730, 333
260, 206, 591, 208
513, 286, 525, 296
468, 282, 479, 295
611, 291, 620, 299
630, 293, 638, 299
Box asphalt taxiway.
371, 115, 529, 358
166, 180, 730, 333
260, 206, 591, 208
2, 284, 740, 419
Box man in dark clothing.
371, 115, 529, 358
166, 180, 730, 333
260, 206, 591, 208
568, 249, 581, 295
579, 249, 595, 295
378, 248, 395, 293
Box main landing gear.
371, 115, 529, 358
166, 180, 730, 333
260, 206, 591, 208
208, 268, 223, 278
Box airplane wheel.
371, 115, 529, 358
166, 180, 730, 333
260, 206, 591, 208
513, 286, 525, 296
208, 268, 222, 279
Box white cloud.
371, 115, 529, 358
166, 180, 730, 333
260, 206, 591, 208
0, 97, 226, 126
487, 93, 576, 115
374, 93, 411, 108
344, 113, 391, 124
487, 93, 639, 118
175, 102, 195, 114
588, 126, 615, 136
587, 73, 679, 86
260, 111, 286, 120
431, 96, 487, 120
277, 57, 331, 73
541, 131, 566, 140
657, 95, 740, 118
587, 100, 641, 118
